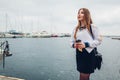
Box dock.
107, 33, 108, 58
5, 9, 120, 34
0, 75, 24, 80
112, 38, 120, 40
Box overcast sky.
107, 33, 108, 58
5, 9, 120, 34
0, 0, 120, 35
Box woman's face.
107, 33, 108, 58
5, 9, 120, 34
77, 9, 84, 21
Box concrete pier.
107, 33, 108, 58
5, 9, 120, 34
0, 75, 24, 80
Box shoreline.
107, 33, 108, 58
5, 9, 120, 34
0, 75, 24, 80
111, 38, 120, 40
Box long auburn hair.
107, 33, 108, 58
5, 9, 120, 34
74, 8, 93, 40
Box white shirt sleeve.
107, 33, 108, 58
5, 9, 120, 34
89, 26, 102, 48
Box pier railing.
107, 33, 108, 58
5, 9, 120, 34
0, 40, 9, 68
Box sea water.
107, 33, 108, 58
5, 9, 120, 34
0, 37, 120, 80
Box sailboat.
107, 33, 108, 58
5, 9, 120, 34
8, 30, 24, 38
40, 31, 51, 38
4, 13, 24, 38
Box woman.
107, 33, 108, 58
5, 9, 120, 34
70, 8, 102, 80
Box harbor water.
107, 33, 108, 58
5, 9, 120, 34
0, 37, 120, 80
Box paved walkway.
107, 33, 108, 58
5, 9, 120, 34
0, 75, 24, 80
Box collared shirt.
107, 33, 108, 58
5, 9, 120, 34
70, 24, 102, 53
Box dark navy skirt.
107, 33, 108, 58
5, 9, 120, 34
76, 48, 96, 74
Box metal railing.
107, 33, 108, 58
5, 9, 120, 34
0, 40, 10, 68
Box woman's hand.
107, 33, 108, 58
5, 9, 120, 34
74, 42, 85, 49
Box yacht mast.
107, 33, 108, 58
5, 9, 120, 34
5, 13, 8, 33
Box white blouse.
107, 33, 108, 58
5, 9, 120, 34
70, 24, 102, 53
